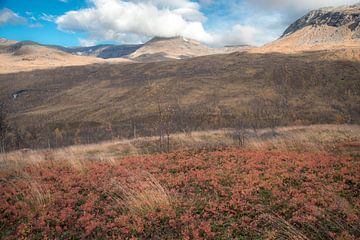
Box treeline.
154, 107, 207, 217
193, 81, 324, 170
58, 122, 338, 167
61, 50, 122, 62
1, 94, 352, 153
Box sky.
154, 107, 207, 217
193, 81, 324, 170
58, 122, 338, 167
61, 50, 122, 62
0, 0, 359, 47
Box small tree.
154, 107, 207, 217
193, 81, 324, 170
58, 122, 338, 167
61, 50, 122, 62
233, 114, 247, 147
146, 80, 170, 152
54, 128, 63, 147
74, 127, 82, 145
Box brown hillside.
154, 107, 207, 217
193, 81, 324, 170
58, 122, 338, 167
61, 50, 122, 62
0, 50, 359, 148
0, 40, 130, 74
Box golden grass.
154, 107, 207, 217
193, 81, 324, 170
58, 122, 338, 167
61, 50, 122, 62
0, 124, 359, 174
264, 214, 310, 240
25, 180, 52, 210
246, 124, 360, 151
112, 172, 173, 216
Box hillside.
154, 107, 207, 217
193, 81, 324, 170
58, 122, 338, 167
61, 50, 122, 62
66, 37, 245, 61
0, 49, 359, 149
255, 4, 360, 54
1, 4, 360, 149
128, 37, 243, 61
0, 37, 247, 73
0, 40, 131, 74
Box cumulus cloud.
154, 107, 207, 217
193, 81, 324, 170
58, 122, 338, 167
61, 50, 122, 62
56, 0, 269, 46
56, 0, 358, 46
56, 0, 212, 44
0, 8, 27, 26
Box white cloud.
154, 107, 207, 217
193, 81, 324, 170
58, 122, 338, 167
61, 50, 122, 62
56, 0, 213, 44
56, 0, 359, 46
56, 0, 268, 46
0, 8, 27, 26
78, 38, 97, 47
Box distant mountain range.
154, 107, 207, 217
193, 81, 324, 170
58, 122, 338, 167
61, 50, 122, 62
1, 36, 247, 61
63, 44, 143, 59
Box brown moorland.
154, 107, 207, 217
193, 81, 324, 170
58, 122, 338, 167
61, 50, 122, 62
0, 49, 359, 149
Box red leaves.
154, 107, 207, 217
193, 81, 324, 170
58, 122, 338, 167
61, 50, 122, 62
0, 148, 359, 239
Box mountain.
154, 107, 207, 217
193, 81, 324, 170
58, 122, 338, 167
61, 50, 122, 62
65, 44, 143, 59
39, 37, 244, 61
257, 4, 360, 53
0, 40, 131, 73
0, 36, 247, 72
127, 36, 242, 61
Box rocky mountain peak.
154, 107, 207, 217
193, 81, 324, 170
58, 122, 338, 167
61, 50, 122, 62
281, 4, 360, 37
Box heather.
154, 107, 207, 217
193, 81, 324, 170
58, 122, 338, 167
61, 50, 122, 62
1, 143, 359, 239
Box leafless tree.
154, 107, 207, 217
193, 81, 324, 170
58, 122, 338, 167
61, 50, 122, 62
233, 114, 247, 147
146, 81, 170, 152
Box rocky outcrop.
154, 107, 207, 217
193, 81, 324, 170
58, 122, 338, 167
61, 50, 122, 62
253, 4, 360, 54
282, 4, 360, 38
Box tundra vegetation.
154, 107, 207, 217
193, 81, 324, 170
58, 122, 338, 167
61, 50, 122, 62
0, 125, 360, 239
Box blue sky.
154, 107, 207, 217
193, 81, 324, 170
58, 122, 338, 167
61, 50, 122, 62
0, 0, 358, 47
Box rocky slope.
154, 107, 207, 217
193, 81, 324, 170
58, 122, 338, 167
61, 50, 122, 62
256, 4, 360, 54
282, 4, 360, 38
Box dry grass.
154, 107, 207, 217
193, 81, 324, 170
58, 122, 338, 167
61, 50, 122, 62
0, 124, 359, 174
24, 180, 52, 210
112, 172, 173, 216
246, 124, 360, 151
264, 214, 310, 240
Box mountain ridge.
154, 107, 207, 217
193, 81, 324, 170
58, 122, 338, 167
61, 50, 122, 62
255, 3, 360, 54
282, 3, 360, 37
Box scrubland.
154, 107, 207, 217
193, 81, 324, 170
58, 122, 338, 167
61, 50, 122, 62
1, 124, 359, 239
1, 50, 359, 150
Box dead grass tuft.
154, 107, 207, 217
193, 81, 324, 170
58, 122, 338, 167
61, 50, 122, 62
264, 214, 310, 240
112, 172, 173, 217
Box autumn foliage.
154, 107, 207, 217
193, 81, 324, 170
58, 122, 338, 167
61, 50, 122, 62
1, 146, 359, 239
